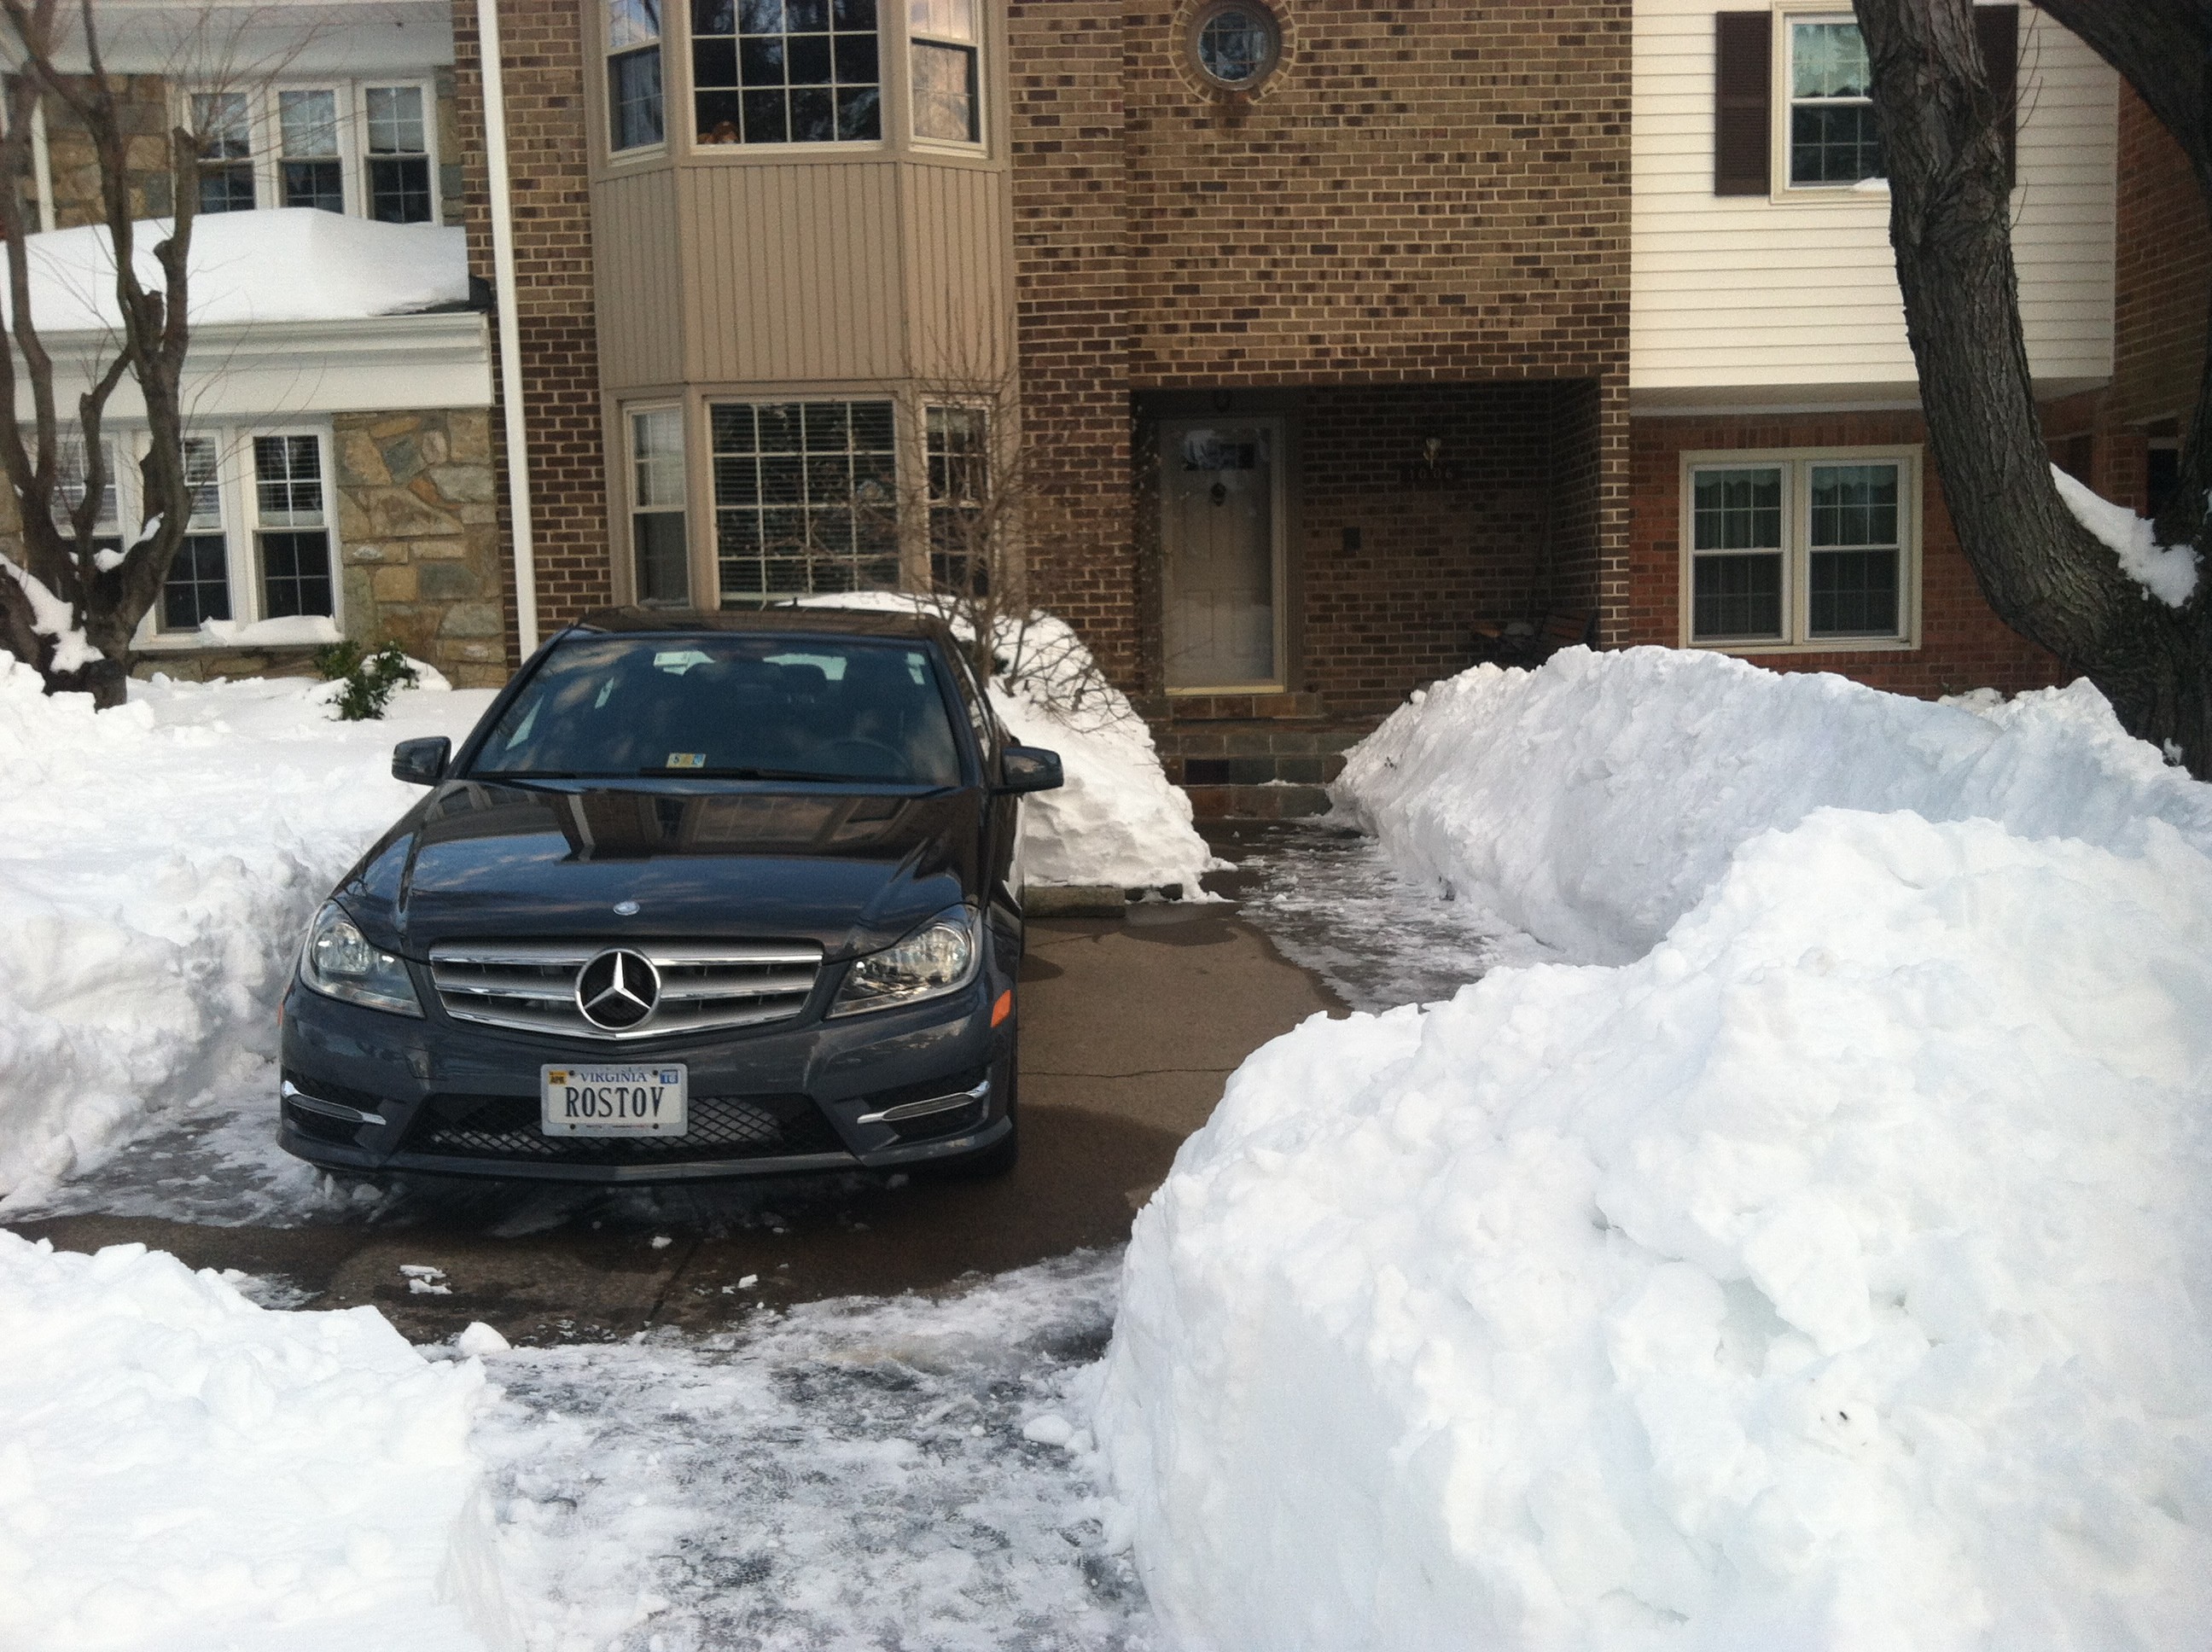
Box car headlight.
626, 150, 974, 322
300, 901, 424, 1018
830, 905, 980, 1018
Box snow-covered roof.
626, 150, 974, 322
4, 209, 470, 334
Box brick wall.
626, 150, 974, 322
1008, 4, 1139, 685
1291, 382, 1551, 713
1627, 412, 2068, 698
450, 0, 612, 663
2112, 84, 2209, 444
1009, 0, 1633, 696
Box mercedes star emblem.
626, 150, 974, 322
575, 948, 660, 1031
613, 899, 641, 916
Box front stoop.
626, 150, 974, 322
1153, 712, 1382, 821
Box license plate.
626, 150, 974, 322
541, 1064, 688, 1137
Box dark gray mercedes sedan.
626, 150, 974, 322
277, 607, 1061, 1184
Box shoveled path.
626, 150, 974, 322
5, 908, 1339, 1345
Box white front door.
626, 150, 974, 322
1163, 421, 1282, 690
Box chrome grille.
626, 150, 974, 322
428, 939, 823, 1040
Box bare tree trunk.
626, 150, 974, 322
1854, 0, 2212, 774
0, 0, 197, 708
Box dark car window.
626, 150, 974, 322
472, 635, 964, 785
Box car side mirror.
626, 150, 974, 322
996, 745, 1063, 794
392, 736, 451, 786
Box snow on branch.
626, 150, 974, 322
2051, 464, 2201, 608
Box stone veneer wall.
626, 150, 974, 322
334, 409, 509, 687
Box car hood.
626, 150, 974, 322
336, 782, 983, 961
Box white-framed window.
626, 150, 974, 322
607, 0, 667, 152
1783, 14, 1880, 188
186, 82, 441, 223
73, 425, 346, 646
911, 0, 981, 145
709, 398, 899, 600
626, 404, 690, 606
1680, 448, 1918, 651
690, 0, 884, 148
924, 402, 987, 592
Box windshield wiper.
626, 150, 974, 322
635, 765, 873, 782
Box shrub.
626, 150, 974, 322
315, 640, 421, 721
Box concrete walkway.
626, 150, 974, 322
5, 910, 1340, 1345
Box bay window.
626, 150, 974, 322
690, 0, 883, 147
1684, 450, 1916, 650
608, 0, 667, 151
711, 399, 898, 598
628, 405, 690, 605
911, 0, 979, 144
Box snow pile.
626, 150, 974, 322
2053, 464, 2201, 608
0, 1232, 506, 1651
1334, 646, 2212, 963
1093, 649, 2212, 1649
795, 596, 1216, 894
0, 661, 493, 1200
7, 210, 469, 334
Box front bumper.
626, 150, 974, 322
277, 969, 1012, 1184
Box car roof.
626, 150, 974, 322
568, 605, 960, 648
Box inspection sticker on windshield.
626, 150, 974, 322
541, 1064, 688, 1136
664, 752, 707, 769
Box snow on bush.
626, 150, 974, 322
0, 661, 492, 1201
795, 596, 1216, 893
0, 1232, 508, 1650
1335, 646, 2212, 963
1093, 649, 2212, 1650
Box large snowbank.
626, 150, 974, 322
0, 661, 493, 1201
1335, 646, 2212, 963
1095, 649, 2212, 1650
6, 209, 469, 334
0, 1232, 505, 1650
795, 596, 1217, 893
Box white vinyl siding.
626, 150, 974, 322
1632, 1, 2116, 405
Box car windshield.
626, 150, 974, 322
470, 634, 965, 786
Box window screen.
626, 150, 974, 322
608, 0, 667, 149
712, 400, 898, 598
1790, 20, 1881, 185
692, 0, 882, 146
365, 86, 433, 223
254, 435, 333, 617
278, 90, 345, 212
193, 92, 256, 213
1691, 466, 1784, 641
1807, 462, 1901, 637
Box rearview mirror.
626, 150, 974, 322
996, 745, 1063, 794
391, 736, 451, 786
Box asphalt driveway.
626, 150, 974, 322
4, 906, 1339, 1344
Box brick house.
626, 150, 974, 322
7, 2, 2198, 804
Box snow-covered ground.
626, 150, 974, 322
1213, 823, 1554, 1012
0, 1231, 503, 1652
1095, 649, 2212, 1651
474, 1252, 1151, 1651
0, 1231, 1153, 1652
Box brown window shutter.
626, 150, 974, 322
1714, 12, 1773, 196
1975, 4, 2019, 188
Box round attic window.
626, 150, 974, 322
1191, 3, 1280, 90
